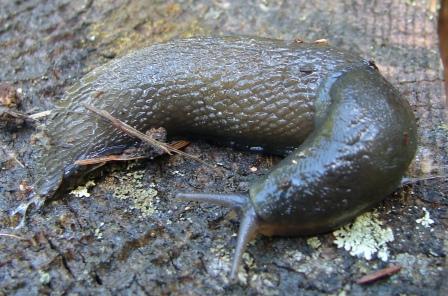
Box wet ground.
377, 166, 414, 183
0, 0, 447, 295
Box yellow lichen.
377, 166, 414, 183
70, 180, 96, 197
102, 168, 158, 218
307, 237, 322, 249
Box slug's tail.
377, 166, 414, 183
10, 193, 46, 229
176, 192, 260, 282
10, 169, 64, 228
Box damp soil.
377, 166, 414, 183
0, 1, 447, 295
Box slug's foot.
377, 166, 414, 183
176, 192, 260, 282
10, 193, 45, 229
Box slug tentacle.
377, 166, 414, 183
175, 193, 248, 209
177, 192, 260, 280
230, 206, 259, 281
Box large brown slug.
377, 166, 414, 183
14, 36, 417, 280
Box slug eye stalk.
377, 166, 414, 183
176, 192, 260, 282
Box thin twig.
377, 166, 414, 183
83, 104, 219, 171
401, 175, 448, 186
84, 104, 172, 154
0, 107, 35, 124
10, 153, 25, 168
1, 145, 25, 168
0, 233, 27, 240
75, 140, 190, 165
75, 154, 148, 165
356, 265, 401, 285
29, 110, 52, 120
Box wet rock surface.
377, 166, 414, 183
0, 0, 447, 295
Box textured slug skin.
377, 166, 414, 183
29, 36, 416, 234
251, 67, 417, 235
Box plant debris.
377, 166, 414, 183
0, 107, 35, 127
75, 140, 190, 165
0, 145, 25, 168
416, 207, 435, 228
0, 83, 20, 108
356, 265, 402, 285
83, 104, 219, 171
0, 233, 27, 240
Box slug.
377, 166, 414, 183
14, 36, 417, 280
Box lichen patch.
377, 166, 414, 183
416, 207, 434, 228
70, 180, 96, 197
333, 211, 394, 261
102, 168, 158, 218
307, 237, 322, 249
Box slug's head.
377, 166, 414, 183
175, 192, 261, 282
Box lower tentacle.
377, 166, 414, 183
229, 206, 259, 282
176, 192, 260, 281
